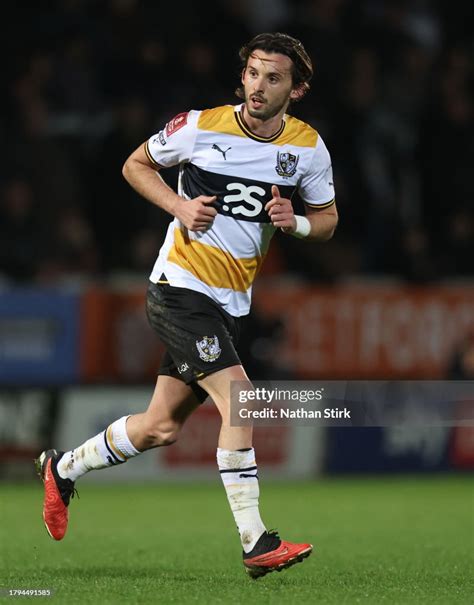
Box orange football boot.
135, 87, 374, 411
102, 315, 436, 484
243, 530, 313, 578
35, 449, 77, 540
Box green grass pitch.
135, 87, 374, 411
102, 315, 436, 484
1, 476, 473, 604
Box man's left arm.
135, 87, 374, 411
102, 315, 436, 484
266, 184, 338, 241
304, 202, 338, 241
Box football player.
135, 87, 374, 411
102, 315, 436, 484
37, 32, 337, 578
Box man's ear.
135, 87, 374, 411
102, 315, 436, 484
290, 83, 307, 101
241, 68, 246, 86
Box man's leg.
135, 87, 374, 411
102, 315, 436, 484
125, 376, 201, 450
37, 376, 200, 540
56, 376, 200, 480
199, 365, 312, 578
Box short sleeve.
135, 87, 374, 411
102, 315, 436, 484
144, 110, 199, 169
298, 135, 335, 208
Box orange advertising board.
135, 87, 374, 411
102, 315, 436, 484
80, 287, 165, 382
252, 283, 474, 379
80, 283, 474, 380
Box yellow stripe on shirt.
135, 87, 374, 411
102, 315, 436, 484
274, 115, 318, 148
198, 106, 245, 138
167, 228, 262, 292
198, 106, 318, 148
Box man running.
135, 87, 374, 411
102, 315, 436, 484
36, 32, 337, 579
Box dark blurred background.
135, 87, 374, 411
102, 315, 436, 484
1, 1, 473, 479
1, 0, 473, 285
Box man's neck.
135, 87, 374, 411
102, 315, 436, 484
240, 104, 286, 139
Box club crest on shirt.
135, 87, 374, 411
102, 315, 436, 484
196, 335, 221, 362
275, 151, 299, 177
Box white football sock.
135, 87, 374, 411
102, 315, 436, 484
57, 415, 140, 481
217, 447, 266, 553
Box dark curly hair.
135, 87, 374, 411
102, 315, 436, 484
235, 32, 313, 102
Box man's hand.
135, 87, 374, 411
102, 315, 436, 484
174, 195, 218, 232
265, 185, 296, 233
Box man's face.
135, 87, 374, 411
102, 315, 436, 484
241, 51, 297, 121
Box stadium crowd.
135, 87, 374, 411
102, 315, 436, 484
1, 0, 472, 284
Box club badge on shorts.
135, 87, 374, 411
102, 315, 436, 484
196, 335, 222, 362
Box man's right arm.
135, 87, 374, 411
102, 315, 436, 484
122, 143, 217, 232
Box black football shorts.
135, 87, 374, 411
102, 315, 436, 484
146, 281, 243, 402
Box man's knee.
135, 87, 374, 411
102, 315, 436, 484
142, 420, 180, 448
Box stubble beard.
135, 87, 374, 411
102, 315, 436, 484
245, 94, 288, 122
